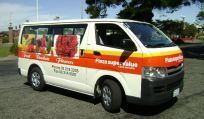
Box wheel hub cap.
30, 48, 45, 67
31, 72, 40, 87
102, 86, 112, 107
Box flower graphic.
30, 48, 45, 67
27, 44, 35, 52
22, 34, 35, 52
36, 35, 48, 53
56, 35, 63, 55
56, 35, 78, 57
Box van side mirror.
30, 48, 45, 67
122, 39, 137, 51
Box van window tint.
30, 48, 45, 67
64, 28, 74, 36
95, 23, 135, 50
74, 28, 86, 36
52, 24, 87, 43
63, 24, 87, 42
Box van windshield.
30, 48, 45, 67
125, 22, 176, 48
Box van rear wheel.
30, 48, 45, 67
101, 80, 122, 113
29, 67, 46, 91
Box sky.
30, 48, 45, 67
0, 0, 201, 31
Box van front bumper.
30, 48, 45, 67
126, 70, 184, 105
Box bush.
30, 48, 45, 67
197, 35, 204, 40
10, 39, 18, 56
2, 36, 9, 43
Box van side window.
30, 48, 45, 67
64, 28, 74, 36
63, 24, 87, 43
95, 24, 136, 50
52, 24, 87, 57
36, 26, 52, 54
21, 26, 53, 54
74, 28, 86, 37
21, 26, 36, 52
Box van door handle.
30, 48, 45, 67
93, 51, 101, 56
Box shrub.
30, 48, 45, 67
10, 39, 18, 56
2, 36, 9, 43
197, 35, 204, 40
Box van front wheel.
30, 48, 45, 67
29, 67, 45, 91
101, 80, 122, 113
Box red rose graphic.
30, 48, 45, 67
69, 36, 78, 57
55, 35, 78, 57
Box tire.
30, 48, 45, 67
29, 67, 46, 91
101, 80, 122, 113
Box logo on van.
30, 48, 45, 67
95, 58, 138, 69
36, 55, 50, 61
24, 54, 31, 58
165, 55, 183, 63
56, 58, 74, 65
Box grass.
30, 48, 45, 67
0, 46, 11, 57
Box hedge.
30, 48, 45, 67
197, 35, 204, 40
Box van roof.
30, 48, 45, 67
23, 19, 149, 25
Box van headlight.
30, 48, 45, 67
142, 67, 167, 80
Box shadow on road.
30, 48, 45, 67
121, 98, 177, 116
180, 43, 204, 60
24, 82, 98, 104
47, 85, 98, 103
24, 82, 178, 115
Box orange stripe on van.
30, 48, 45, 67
18, 49, 183, 75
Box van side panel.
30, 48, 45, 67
87, 68, 142, 97
18, 24, 92, 95
18, 56, 47, 77
85, 22, 143, 98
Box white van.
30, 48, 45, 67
18, 19, 184, 112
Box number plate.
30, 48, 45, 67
173, 88, 180, 97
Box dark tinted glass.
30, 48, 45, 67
95, 23, 136, 50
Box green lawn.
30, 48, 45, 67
0, 46, 11, 57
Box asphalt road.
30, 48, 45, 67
0, 46, 204, 119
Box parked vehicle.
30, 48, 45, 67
18, 19, 184, 112
172, 37, 194, 44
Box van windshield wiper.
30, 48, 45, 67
145, 43, 166, 48
165, 42, 176, 47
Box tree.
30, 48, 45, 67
196, 11, 204, 28
182, 24, 197, 37
86, 0, 203, 22
117, 0, 187, 22
85, 0, 126, 18
154, 20, 197, 38
197, 11, 204, 20
154, 20, 183, 37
